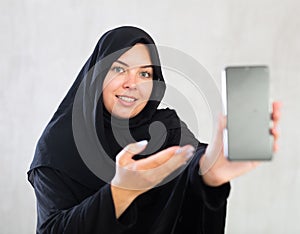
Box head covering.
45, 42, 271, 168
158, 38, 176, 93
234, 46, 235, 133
28, 26, 193, 190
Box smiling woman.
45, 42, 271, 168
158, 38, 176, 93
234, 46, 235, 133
103, 44, 154, 119
27, 26, 280, 234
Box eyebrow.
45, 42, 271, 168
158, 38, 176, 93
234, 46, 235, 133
115, 60, 129, 67
115, 60, 153, 69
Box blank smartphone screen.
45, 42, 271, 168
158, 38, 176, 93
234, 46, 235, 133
222, 66, 273, 161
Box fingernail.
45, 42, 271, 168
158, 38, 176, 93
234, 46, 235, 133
136, 140, 148, 147
186, 146, 195, 154
175, 148, 183, 154
185, 152, 193, 159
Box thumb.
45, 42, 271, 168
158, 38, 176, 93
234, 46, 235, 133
218, 115, 227, 133
205, 115, 225, 159
212, 115, 226, 145
116, 140, 148, 166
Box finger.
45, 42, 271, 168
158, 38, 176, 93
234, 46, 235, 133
209, 114, 226, 148
137, 145, 194, 170
216, 114, 226, 133
272, 101, 282, 123
136, 147, 178, 170
270, 128, 279, 141
270, 127, 279, 152
205, 115, 225, 161
221, 115, 227, 130
116, 140, 148, 166
153, 146, 195, 178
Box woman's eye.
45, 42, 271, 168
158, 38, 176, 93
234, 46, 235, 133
112, 66, 125, 73
140, 71, 152, 78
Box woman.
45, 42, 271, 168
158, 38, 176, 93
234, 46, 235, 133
28, 26, 280, 234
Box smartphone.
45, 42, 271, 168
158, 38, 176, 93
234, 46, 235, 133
222, 65, 273, 161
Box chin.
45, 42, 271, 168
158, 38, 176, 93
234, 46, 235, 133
112, 111, 138, 119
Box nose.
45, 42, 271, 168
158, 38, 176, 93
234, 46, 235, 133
122, 70, 137, 89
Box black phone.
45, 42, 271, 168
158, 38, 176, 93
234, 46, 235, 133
222, 65, 273, 161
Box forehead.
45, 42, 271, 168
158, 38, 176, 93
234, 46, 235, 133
117, 44, 152, 67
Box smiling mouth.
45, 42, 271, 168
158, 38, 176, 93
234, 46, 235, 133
116, 95, 137, 103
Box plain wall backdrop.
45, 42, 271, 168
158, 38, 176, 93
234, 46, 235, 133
1, 0, 300, 233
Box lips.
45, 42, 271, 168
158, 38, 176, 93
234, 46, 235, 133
116, 95, 137, 103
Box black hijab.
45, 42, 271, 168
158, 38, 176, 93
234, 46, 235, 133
28, 26, 198, 190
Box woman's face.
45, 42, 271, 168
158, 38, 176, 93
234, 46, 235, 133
103, 44, 154, 119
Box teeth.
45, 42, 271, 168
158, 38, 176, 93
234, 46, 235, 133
118, 96, 136, 102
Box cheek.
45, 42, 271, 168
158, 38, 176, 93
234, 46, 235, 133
102, 74, 121, 98
139, 81, 153, 99
102, 75, 116, 110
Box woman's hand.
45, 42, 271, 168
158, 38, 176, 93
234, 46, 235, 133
111, 141, 194, 218
112, 141, 194, 191
199, 101, 281, 187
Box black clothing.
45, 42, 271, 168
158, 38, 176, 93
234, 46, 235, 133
28, 26, 230, 233
31, 150, 230, 234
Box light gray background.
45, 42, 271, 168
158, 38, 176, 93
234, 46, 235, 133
1, 0, 299, 233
